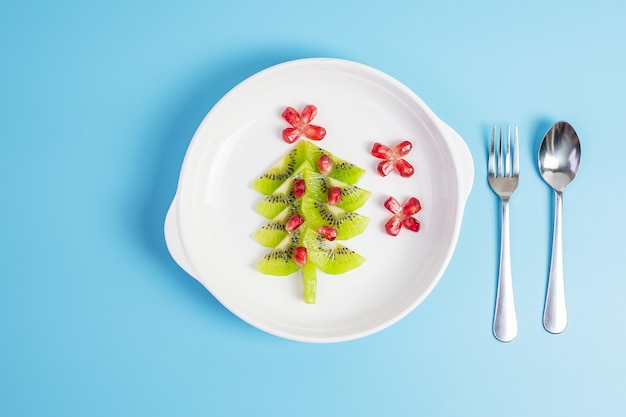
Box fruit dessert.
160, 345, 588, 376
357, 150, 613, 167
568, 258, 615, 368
253, 108, 370, 304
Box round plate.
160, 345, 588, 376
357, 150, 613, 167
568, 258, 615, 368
170, 58, 473, 343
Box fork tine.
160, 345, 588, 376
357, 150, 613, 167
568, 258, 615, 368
488, 125, 496, 177
497, 126, 503, 177
505, 125, 512, 177
513, 125, 519, 177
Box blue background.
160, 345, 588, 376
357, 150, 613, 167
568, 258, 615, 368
2, 0, 625, 416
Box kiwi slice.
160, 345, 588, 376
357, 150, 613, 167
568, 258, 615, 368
254, 162, 312, 219
300, 141, 366, 185
255, 227, 304, 276
303, 168, 371, 211
253, 141, 365, 195
252, 142, 309, 195
301, 197, 370, 240
252, 202, 301, 247
302, 260, 317, 304
302, 228, 365, 274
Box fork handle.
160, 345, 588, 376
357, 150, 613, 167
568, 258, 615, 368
493, 199, 518, 342
544, 190, 567, 333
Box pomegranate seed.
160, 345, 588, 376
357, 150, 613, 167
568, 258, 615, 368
403, 217, 420, 232
377, 160, 395, 177
282, 127, 300, 144
384, 216, 402, 236
317, 154, 333, 175
393, 140, 413, 157
293, 179, 306, 198
285, 213, 304, 233
293, 246, 307, 267
395, 158, 415, 177
383, 196, 402, 214
402, 197, 421, 215
300, 105, 317, 124
317, 225, 338, 241
281, 107, 301, 126
303, 124, 326, 141
371, 142, 392, 159
328, 187, 342, 205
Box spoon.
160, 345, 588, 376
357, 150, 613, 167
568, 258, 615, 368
538, 121, 581, 334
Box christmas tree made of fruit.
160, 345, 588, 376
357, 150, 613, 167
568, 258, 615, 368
252, 105, 371, 304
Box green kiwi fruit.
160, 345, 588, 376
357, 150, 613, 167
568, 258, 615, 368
300, 141, 365, 184
252, 141, 366, 195
253, 140, 369, 302
300, 197, 369, 240
303, 168, 371, 211
255, 227, 304, 276
252, 202, 301, 247
302, 227, 365, 274
252, 142, 309, 195
302, 260, 317, 304
254, 162, 311, 219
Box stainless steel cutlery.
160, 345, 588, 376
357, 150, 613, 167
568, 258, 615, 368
488, 122, 580, 341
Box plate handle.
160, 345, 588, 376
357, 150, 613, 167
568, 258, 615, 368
442, 123, 474, 203
164, 194, 199, 279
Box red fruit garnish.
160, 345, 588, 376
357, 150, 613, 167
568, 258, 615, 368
303, 125, 326, 141
317, 154, 333, 176
293, 179, 306, 198
285, 213, 304, 233
371, 140, 415, 177
282, 127, 301, 144
383, 196, 422, 236
282, 107, 301, 126
371, 142, 392, 159
301, 104, 317, 123
281, 105, 326, 143
383, 196, 402, 214
377, 160, 395, 177
293, 246, 307, 267
384, 216, 403, 236
395, 158, 415, 178
317, 225, 338, 241
403, 216, 421, 232
393, 140, 412, 157
402, 197, 421, 216
327, 186, 342, 205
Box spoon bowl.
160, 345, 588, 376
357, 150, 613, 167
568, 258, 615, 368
539, 122, 581, 190
538, 121, 581, 334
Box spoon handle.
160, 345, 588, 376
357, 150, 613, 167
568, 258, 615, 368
544, 190, 567, 333
493, 199, 518, 342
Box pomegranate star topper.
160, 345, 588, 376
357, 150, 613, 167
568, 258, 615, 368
281, 104, 327, 143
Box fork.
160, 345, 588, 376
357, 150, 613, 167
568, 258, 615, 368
488, 125, 519, 342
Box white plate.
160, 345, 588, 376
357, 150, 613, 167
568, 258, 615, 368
165, 58, 474, 343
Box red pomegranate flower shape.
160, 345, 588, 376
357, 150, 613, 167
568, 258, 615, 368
383, 196, 422, 236
281, 105, 327, 143
371, 140, 415, 177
